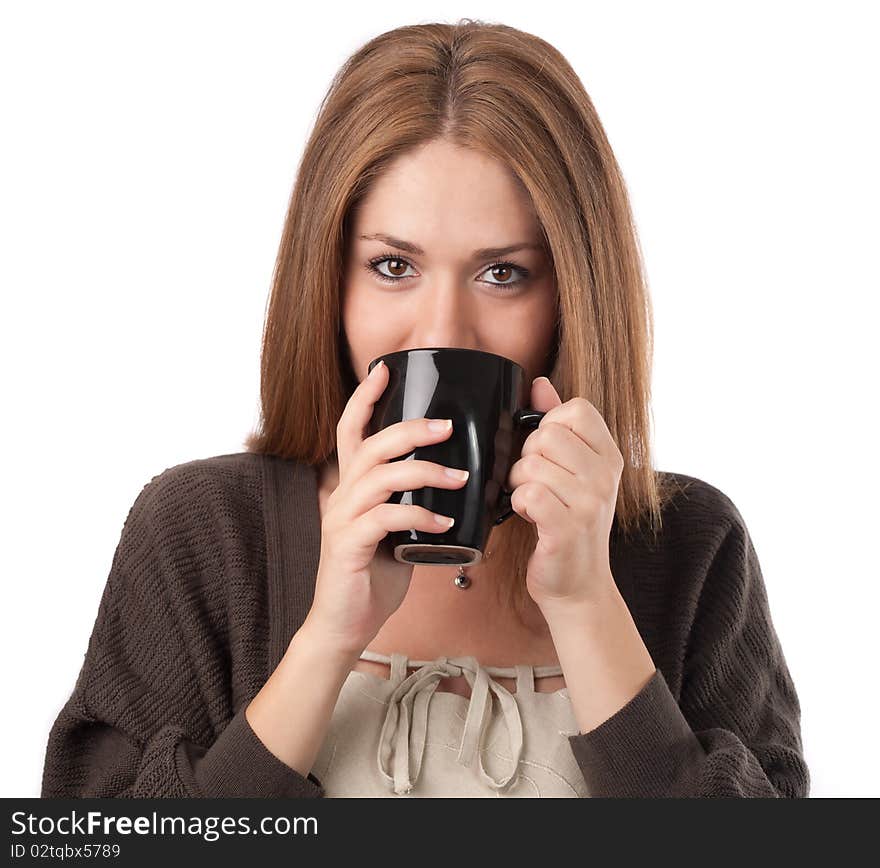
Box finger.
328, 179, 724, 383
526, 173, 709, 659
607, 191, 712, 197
507, 453, 576, 508
511, 481, 567, 532
520, 422, 597, 477
336, 360, 388, 479
540, 398, 617, 460
338, 458, 468, 522
361, 502, 456, 542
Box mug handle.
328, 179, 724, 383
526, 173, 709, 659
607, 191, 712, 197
493, 409, 545, 525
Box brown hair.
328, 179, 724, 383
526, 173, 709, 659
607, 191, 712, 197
244, 18, 685, 628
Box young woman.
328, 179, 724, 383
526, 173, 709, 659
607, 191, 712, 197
42, 19, 809, 798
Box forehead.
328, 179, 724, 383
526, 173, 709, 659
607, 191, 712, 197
352, 141, 541, 244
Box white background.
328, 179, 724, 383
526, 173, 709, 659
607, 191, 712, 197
2, 0, 877, 798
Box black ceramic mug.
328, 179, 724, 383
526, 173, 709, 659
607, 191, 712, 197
366, 347, 545, 566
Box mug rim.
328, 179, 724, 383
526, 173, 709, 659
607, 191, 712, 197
368, 347, 522, 371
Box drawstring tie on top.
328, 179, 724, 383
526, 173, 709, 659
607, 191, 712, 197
375, 653, 525, 795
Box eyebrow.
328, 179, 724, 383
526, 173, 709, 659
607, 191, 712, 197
357, 233, 545, 260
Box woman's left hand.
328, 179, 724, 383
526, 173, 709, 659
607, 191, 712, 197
505, 376, 624, 611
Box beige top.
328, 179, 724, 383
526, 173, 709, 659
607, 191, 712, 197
311, 649, 590, 797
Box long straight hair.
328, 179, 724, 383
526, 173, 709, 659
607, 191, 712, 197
244, 19, 684, 627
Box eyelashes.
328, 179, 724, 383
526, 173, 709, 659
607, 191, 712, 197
363, 251, 529, 293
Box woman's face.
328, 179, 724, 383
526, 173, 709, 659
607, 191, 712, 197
341, 138, 558, 387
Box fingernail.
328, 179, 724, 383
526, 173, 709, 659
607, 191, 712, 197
369, 360, 385, 379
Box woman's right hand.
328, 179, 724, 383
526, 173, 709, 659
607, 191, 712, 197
303, 360, 470, 658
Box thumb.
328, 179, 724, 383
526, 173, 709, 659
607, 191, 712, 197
530, 376, 562, 412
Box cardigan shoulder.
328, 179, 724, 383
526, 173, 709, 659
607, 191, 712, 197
105, 451, 272, 677
88, 450, 279, 735
130, 450, 265, 521
642, 469, 758, 597
653, 469, 763, 596
655, 469, 750, 538
115, 451, 267, 579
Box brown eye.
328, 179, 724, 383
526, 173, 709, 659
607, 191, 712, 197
480, 262, 529, 292
366, 255, 417, 283
385, 258, 408, 277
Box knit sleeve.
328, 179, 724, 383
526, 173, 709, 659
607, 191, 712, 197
40, 473, 325, 799
567, 505, 809, 798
